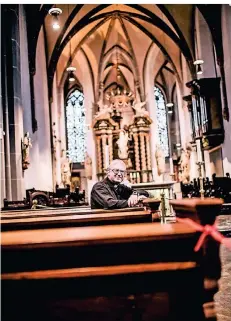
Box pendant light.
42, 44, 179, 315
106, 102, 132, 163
66, 4, 76, 82
48, 7, 62, 30
193, 59, 204, 75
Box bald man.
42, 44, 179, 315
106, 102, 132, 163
91, 159, 149, 209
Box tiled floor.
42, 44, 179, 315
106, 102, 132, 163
215, 215, 231, 321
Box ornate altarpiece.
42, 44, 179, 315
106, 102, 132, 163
92, 87, 153, 183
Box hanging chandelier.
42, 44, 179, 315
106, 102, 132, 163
106, 86, 134, 110
105, 36, 134, 110
65, 5, 76, 82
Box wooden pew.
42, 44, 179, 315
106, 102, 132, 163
1, 210, 152, 231
2, 203, 223, 321
0, 205, 145, 218
2, 198, 224, 321
2, 222, 202, 321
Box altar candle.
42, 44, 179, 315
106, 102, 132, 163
196, 139, 202, 162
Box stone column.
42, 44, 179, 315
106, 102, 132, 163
221, 4, 231, 174
96, 136, 102, 173
3, 5, 24, 200
1, 13, 12, 204
0, 88, 6, 208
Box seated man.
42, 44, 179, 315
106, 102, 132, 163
91, 159, 149, 209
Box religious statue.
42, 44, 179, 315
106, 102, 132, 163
94, 100, 112, 120
155, 144, 166, 176
178, 145, 191, 184
61, 151, 72, 187
22, 132, 32, 170
84, 152, 93, 180
132, 99, 149, 117
116, 126, 130, 160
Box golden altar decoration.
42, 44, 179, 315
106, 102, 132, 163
92, 86, 153, 183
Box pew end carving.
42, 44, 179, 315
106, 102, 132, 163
170, 197, 224, 320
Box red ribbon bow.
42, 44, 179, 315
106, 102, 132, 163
176, 217, 231, 252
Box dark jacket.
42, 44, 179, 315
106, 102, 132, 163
91, 177, 149, 209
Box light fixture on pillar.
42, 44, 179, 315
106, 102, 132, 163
166, 102, 174, 114
66, 66, 76, 82
193, 59, 204, 75
48, 7, 62, 30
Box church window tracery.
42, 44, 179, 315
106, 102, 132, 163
65, 89, 86, 163
154, 86, 170, 157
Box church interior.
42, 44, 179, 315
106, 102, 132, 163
1, 4, 231, 321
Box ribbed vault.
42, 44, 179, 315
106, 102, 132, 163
24, 4, 224, 101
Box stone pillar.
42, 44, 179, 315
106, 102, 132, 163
221, 4, 231, 174
0, 85, 6, 208
1, 11, 12, 204
96, 136, 102, 173
2, 5, 24, 200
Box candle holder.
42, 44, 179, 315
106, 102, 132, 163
160, 191, 167, 223
196, 161, 205, 199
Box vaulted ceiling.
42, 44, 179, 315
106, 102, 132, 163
25, 4, 223, 99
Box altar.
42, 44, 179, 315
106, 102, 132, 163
92, 85, 153, 183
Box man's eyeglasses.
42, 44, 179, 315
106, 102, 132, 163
110, 169, 126, 175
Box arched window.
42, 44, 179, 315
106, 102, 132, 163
154, 86, 169, 157
65, 89, 86, 163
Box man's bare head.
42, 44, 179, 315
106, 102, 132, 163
106, 159, 127, 184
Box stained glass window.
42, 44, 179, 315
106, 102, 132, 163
154, 86, 169, 157
65, 89, 86, 163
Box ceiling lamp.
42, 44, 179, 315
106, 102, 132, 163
193, 59, 204, 75
66, 66, 76, 82
48, 7, 62, 30
166, 102, 174, 114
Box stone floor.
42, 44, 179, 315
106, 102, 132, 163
215, 215, 231, 321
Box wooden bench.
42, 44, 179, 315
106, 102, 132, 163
2, 199, 223, 321
0, 205, 145, 218
1, 210, 152, 231
2, 223, 201, 321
